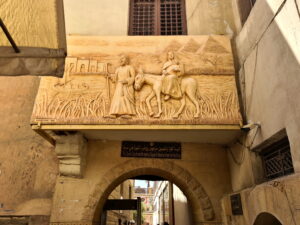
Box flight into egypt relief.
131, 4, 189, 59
32, 36, 241, 125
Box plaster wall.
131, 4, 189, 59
0, 0, 65, 48
226, 143, 258, 192
63, 0, 130, 36
0, 76, 58, 220
49, 141, 232, 223
0, 0, 64, 222
223, 0, 300, 224
63, 0, 236, 36
229, 0, 300, 191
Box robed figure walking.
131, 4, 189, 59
109, 55, 136, 118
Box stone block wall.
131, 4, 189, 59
49, 141, 231, 224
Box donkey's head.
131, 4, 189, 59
134, 70, 145, 91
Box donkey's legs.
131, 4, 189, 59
187, 89, 200, 118
146, 91, 155, 117
173, 97, 186, 118
153, 89, 162, 118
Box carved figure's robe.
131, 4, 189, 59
162, 60, 182, 99
109, 65, 136, 115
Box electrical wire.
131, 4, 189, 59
228, 144, 246, 165
228, 124, 260, 165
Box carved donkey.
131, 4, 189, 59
134, 65, 200, 118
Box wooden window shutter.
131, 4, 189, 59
129, 0, 187, 35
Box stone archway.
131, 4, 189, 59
254, 212, 282, 225
246, 183, 296, 225
82, 158, 215, 224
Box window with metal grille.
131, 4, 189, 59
129, 0, 187, 35
260, 136, 294, 180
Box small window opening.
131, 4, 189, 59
260, 136, 294, 180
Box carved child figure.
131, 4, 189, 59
108, 55, 136, 119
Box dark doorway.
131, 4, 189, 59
254, 212, 282, 225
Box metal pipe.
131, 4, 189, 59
0, 18, 20, 53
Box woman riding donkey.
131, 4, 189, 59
161, 51, 182, 101
134, 52, 200, 119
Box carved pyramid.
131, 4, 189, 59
197, 37, 229, 54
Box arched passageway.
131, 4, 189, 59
81, 159, 215, 224
254, 212, 282, 225
102, 175, 193, 225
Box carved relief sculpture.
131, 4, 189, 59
108, 55, 136, 119
31, 35, 242, 125
134, 63, 200, 118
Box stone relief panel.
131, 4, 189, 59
31, 35, 241, 125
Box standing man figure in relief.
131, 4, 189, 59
109, 55, 136, 119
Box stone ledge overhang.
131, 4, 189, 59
31, 124, 241, 145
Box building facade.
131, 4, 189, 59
0, 0, 299, 225
106, 180, 134, 225
152, 181, 192, 225
134, 183, 154, 225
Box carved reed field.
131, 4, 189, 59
136, 90, 239, 122
33, 91, 107, 119
32, 75, 241, 125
